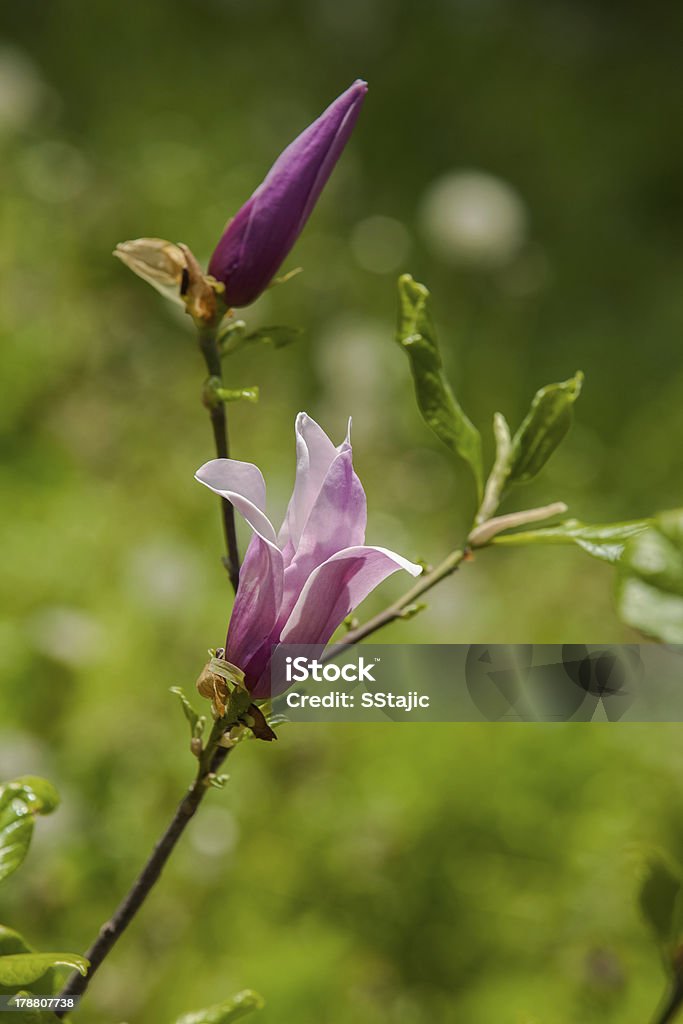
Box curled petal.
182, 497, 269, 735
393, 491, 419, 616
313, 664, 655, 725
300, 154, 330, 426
281, 544, 422, 647
195, 459, 275, 543
195, 460, 285, 673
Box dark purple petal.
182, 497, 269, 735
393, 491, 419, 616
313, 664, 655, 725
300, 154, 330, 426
209, 80, 367, 308
225, 532, 284, 672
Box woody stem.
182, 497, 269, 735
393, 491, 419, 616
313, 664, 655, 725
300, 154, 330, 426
55, 719, 231, 1014
198, 324, 241, 592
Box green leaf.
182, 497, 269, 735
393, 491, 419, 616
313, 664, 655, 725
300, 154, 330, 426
491, 518, 652, 564
639, 856, 683, 953
174, 989, 265, 1024
476, 412, 513, 522
8, 779, 60, 816
396, 275, 483, 498
170, 687, 205, 740
243, 325, 301, 349
0, 807, 33, 886
219, 320, 301, 356
0, 953, 88, 987
0, 925, 33, 957
0, 929, 56, 998
202, 378, 259, 408
617, 509, 683, 641
508, 372, 583, 484
0, 778, 60, 884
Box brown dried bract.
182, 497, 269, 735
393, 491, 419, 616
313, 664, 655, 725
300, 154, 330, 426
196, 663, 230, 717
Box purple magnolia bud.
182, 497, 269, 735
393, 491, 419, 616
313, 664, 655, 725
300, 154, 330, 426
209, 80, 368, 308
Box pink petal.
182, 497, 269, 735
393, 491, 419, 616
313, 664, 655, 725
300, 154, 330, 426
283, 447, 367, 606
281, 544, 422, 646
278, 412, 340, 552
195, 458, 275, 542
249, 545, 421, 698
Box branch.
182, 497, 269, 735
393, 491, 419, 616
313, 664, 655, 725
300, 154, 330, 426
198, 325, 241, 592
56, 546, 469, 1012
55, 721, 232, 1015
653, 974, 683, 1024
330, 546, 467, 654
56, 324, 252, 1012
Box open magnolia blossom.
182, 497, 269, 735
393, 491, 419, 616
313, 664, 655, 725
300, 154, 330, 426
195, 413, 421, 698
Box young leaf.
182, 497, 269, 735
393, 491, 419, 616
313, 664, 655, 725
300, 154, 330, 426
0, 926, 33, 957
219, 320, 301, 356
0, 953, 88, 987
170, 687, 205, 740
9, 778, 60, 816
396, 274, 483, 498
508, 372, 583, 484
617, 509, 683, 641
0, 805, 33, 886
215, 386, 259, 404
0, 778, 60, 884
0, 928, 56, 998
203, 378, 259, 407
476, 412, 512, 523
243, 326, 301, 350
490, 518, 652, 564
217, 319, 247, 351
174, 989, 265, 1024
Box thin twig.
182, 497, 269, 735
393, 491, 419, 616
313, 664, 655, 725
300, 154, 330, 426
198, 325, 241, 592
652, 975, 683, 1024
56, 544, 467, 1011
57, 320, 243, 1011
468, 502, 568, 548
56, 723, 231, 1014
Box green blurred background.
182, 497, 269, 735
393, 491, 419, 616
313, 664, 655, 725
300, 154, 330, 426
2, 1, 683, 1021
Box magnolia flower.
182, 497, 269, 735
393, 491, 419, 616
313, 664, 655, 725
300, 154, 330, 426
208, 80, 367, 308
195, 413, 421, 698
